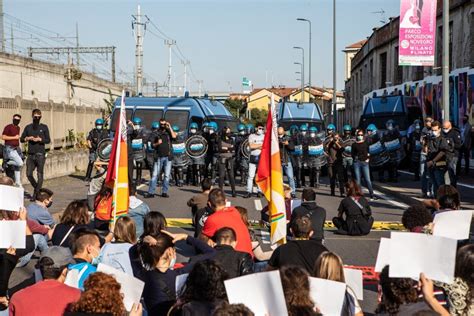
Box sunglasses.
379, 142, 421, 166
257, 128, 264, 131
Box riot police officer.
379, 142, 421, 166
380, 119, 402, 182
145, 121, 160, 179
204, 121, 219, 182
130, 117, 147, 185
304, 126, 324, 188
299, 124, 309, 186
326, 132, 345, 196
186, 122, 206, 186
341, 124, 354, 182
289, 125, 303, 188
278, 126, 296, 195
85, 118, 109, 181
217, 126, 236, 197
326, 123, 336, 138
408, 120, 422, 181
366, 124, 387, 182
171, 125, 189, 187
235, 123, 249, 185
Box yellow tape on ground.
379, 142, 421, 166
166, 218, 406, 231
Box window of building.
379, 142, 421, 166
394, 47, 402, 84
379, 52, 387, 89
449, 21, 453, 70
414, 66, 424, 81
369, 59, 374, 88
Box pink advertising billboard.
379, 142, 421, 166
398, 0, 437, 66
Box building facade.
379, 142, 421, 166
345, 0, 473, 127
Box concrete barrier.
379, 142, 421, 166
19, 149, 89, 184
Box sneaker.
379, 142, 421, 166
370, 196, 379, 201
162, 193, 169, 198
143, 193, 154, 199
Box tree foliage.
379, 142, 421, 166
224, 99, 244, 118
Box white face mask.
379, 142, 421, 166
209, 129, 215, 134
239, 131, 245, 135
310, 133, 316, 138
96, 125, 103, 130
257, 130, 263, 135
442, 128, 449, 134
190, 129, 197, 134
169, 256, 177, 270
301, 131, 307, 136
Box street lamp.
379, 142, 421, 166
332, 0, 337, 126
294, 62, 303, 99
293, 46, 304, 102
297, 18, 312, 100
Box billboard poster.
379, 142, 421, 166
398, 0, 437, 66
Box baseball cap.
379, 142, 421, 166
39, 246, 75, 268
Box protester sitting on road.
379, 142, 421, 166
100, 216, 136, 275
188, 177, 213, 220
67, 228, 101, 290
291, 188, 326, 242
128, 185, 151, 237
333, 179, 374, 236
26, 187, 55, 226
51, 200, 112, 249
199, 188, 253, 257
211, 227, 254, 279
0, 179, 35, 311
93, 184, 113, 231
433, 244, 474, 316
375, 266, 449, 315
15, 213, 51, 268
423, 184, 461, 216
64, 272, 142, 316
212, 303, 255, 316
279, 266, 319, 316
401, 205, 433, 233
138, 230, 216, 316
261, 184, 293, 226
129, 211, 167, 280
85, 161, 107, 211
268, 216, 328, 273
9, 247, 79, 316
313, 251, 363, 316
170, 259, 228, 315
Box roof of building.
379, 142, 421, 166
249, 86, 344, 100
344, 39, 367, 50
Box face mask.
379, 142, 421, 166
13, 119, 20, 126
160, 124, 166, 129
257, 130, 263, 135
169, 256, 177, 270
33, 117, 41, 124
239, 131, 245, 135
209, 129, 214, 134
90, 248, 102, 266
310, 133, 316, 138
344, 131, 350, 135
356, 135, 364, 141
442, 128, 449, 134
134, 125, 140, 130
431, 130, 440, 137
190, 129, 197, 134
301, 131, 307, 136
327, 130, 333, 135
387, 125, 393, 131
415, 125, 420, 131
96, 125, 103, 130
46, 200, 53, 208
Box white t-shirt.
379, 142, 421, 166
248, 133, 265, 156
99, 242, 134, 275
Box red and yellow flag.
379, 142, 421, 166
105, 91, 129, 229
256, 94, 286, 244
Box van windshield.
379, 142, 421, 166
165, 110, 190, 131
134, 109, 163, 128
280, 102, 323, 121
363, 96, 404, 116
110, 109, 133, 132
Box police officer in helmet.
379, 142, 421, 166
130, 117, 148, 185
299, 124, 309, 186
85, 118, 109, 181
145, 121, 160, 180
235, 123, 249, 185
341, 124, 354, 182
203, 121, 219, 182
186, 122, 206, 186
171, 125, 188, 187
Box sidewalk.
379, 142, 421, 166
372, 171, 474, 210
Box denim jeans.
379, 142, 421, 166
353, 161, 374, 197
246, 162, 258, 193
4, 145, 23, 186
148, 157, 172, 194
129, 202, 151, 237
430, 168, 445, 197
16, 234, 48, 267
282, 161, 296, 193
446, 157, 458, 187
420, 154, 432, 196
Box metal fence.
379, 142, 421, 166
0, 96, 103, 149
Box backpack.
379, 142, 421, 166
347, 197, 374, 236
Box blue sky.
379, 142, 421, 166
5, 0, 400, 93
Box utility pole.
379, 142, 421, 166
165, 39, 176, 97
442, 0, 449, 121
75, 23, 80, 66
197, 80, 203, 97
132, 5, 147, 96
294, 62, 303, 103
0, 0, 4, 52
297, 18, 312, 100
10, 24, 13, 54
332, 0, 337, 126
182, 59, 189, 93
293, 46, 304, 102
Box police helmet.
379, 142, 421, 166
309, 126, 318, 133
189, 122, 199, 130
172, 125, 180, 132
132, 117, 142, 125
237, 123, 246, 132
327, 123, 336, 131
300, 124, 308, 132
208, 121, 218, 131
246, 123, 255, 134
367, 124, 377, 132
343, 124, 352, 132
151, 121, 160, 129
95, 118, 104, 126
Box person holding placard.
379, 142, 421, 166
313, 251, 363, 316
280, 266, 319, 316
9, 247, 80, 316
268, 217, 328, 273
213, 303, 254, 316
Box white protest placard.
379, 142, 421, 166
225, 270, 288, 316
97, 263, 145, 311
343, 268, 363, 300
389, 232, 456, 283
374, 237, 390, 272
254, 199, 263, 211
0, 185, 24, 212
175, 273, 188, 298
309, 277, 346, 316
291, 199, 302, 212
0, 220, 26, 249
433, 210, 473, 240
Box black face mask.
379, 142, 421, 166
160, 124, 166, 129
13, 119, 20, 126
33, 117, 41, 124
463, 119, 468, 124
46, 200, 53, 208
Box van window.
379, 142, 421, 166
134, 109, 163, 128
190, 116, 204, 129
165, 110, 190, 131
363, 97, 404, 115
110, 109, 133, 132
281, 102, 323, 120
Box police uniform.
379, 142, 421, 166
289, 126, 303, 188
380, 126, 402, 182
185, 127, 207, 186
408, 126, 423, 180
217, 129, 236, 196
130, 125, 148, 185
85, 122, 109, 181
203, 122, 219, 182
304, 132, 324, 188
341, 128, 354, 182
235, 131, 249, 186
171, 127, 189, 187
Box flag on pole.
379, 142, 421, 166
256, 94, 286, 244
105, 90, 129, 229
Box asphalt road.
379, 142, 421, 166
12, 172, 414, 314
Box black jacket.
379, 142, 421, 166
20, 123, 51, 154
291, 202, 326, 241
443, 128, 462, 156
279, 135, 294, 165
212, 245, 254, 279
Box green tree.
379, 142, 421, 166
224, 99, 244, 118
102, 88, 115, 128
249, 108, 268, 126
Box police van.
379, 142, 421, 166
109, 95, 239, 135
358, 94, 423, 137
277, 101, 325, 132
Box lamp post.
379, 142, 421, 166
442, 0, 449, 121
293, 46, 304, 102
297, 18, 312, 100
332, 0, 337, 126
294, 62, 303, 103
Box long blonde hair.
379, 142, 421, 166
314, 251, 345, 282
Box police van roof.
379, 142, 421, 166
113, 96, 233, 118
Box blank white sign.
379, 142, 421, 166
433, 210, 473, 240
0, 220, 26, 249
0, 185, 24, 212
